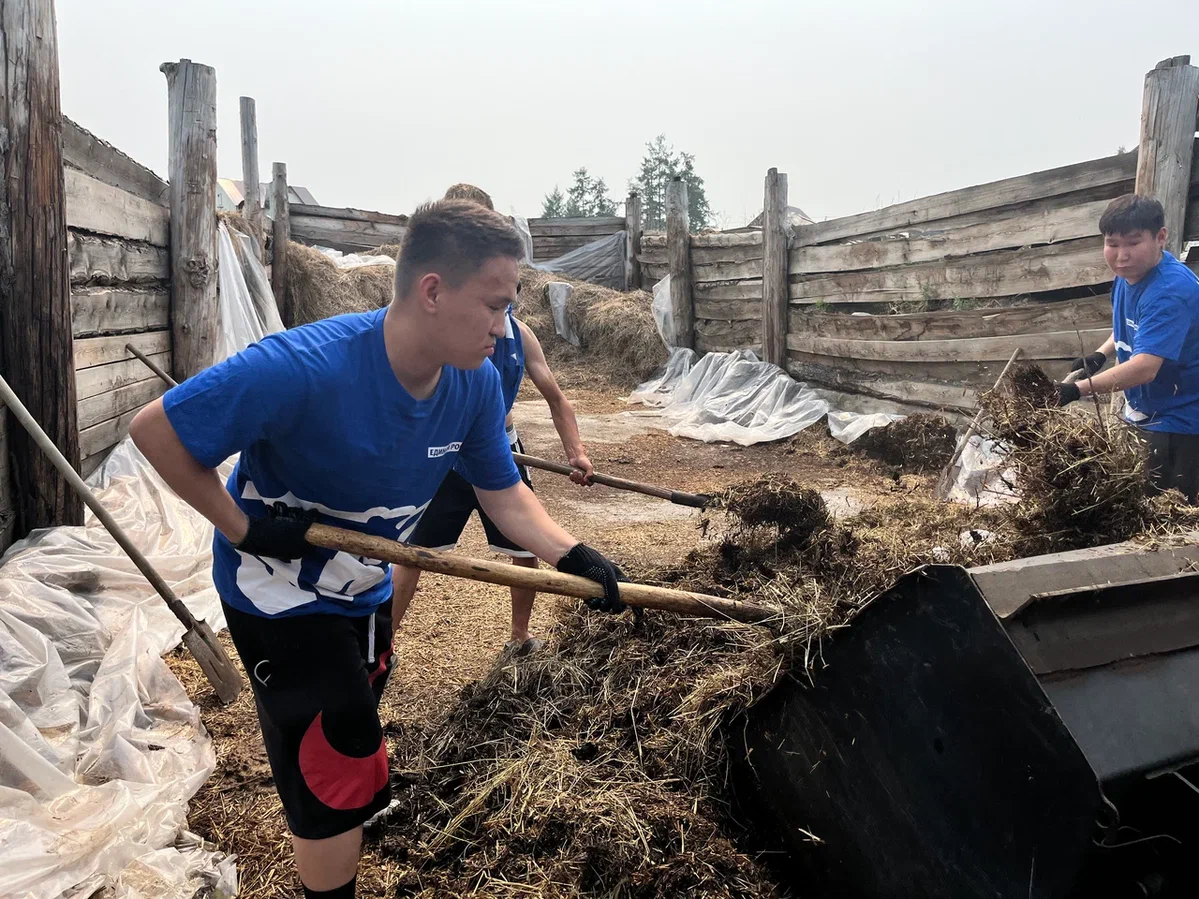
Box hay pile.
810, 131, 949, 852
853, 414, 958, 473
516, 266, 668, 387
284, 242, 394, 326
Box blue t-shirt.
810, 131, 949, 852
1111, 251, 1199, 434
162, 308, 521, 619
493, 310, 525, 414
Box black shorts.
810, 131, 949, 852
1146, 430, 1199, 504
408, 442, 535, 557
222, 601, 395, 840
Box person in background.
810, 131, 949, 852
1057, 194, 1199, 502
392, 183, 594, 655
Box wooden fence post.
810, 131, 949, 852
271, 162, 292, 325
1135, 55, 1199, 257
161, 58, 220, 381
624, 191, 643, 291
666, 178, 694, 349
239, 96, 264, 257
762, 168, 790, 366
0, 0, 84, 536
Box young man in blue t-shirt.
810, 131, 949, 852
129, 201, 625, 899
1057, 194, 1199, 501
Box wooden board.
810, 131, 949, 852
0, 413, 12, 551
788, 348, 1016, 389
64, 168, 170, 246
80, 447, 113, 479
79, 406, 142, 457
695, 318, 760, 344
791, 198, 1114, 274
71, 290, 169, 337
76, 353, 172, 400
788, 295, 1112, 342
1185, 196, 1199, 241
74, 330, 170, 370
77, 378, 167, 430
789, 237, 1110, 304
695, 279, 762, 301
692, 258, 763, 283
786, 356, 979, 410
692, 231, 763, 249
642, 243, 764, 267
62, 117, 168, 206
68, 232, 169, 286
641, 262, 670, 282
792, 152, 1137, 247
786, 327, 1109, 363
289, 203, 408, 226
290, 214, 407, 252
696, 336, 762, 354
527, 216, 625, 235
694, 299, 762, 321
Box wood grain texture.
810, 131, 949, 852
695, 279, 763, 301
694, 299, 762, 321
625, 192, 643, 290
80, 447, 112, 479
289, 213, 408, 251
762, 168, 789, 366
527, 216, 626, 235
0, 0, 84, 532
1135, 58, 1199, 256
65, 168, 170, 246
62, 116, 168, 206
77, 378, 167, 430
162, 59, 220, 381
271, 163, 291, 320
786, 356, 979, 410
74, 331, 171, 370
786, 327, 1108, 363
667, 180, 695, 349
68, 232, 169, 286
79, 406, 141, 457
71, 290, 169, 337
239, 97, 264, 254
77, 353, 172, 400
691, 258, 763, 283
289, 203, 409, 225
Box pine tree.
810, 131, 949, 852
628, 134, 711, 230
540, 186, 567, 218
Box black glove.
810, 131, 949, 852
1056, 381, 1081, 407
556, 543, 626, 613
1069, 351, 1107, 378
236, 502, 318, 561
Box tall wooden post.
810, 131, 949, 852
161, 59, 220, 380
239, 96, 264, 257
271, 162, 292, 326
762, 168, 790, 366
0, 0, 84, 533
1135, 55, 1199, 257
666, 178, 694, 350
624, 191, 643, 291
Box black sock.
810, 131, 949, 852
303, 876, 355, 899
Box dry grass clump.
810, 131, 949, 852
853, 414, 958, 473
517, 266, 667, 387
284, 242, 393, 326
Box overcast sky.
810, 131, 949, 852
57, 0, 1194, 227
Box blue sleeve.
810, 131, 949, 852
455, 368, 522, 491
1134, 279, 1195, 362
162, 337, 307, 469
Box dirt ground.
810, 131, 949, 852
167, 363, 903, 899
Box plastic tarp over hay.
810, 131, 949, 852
534, 231, 627, 290
0, 227, 283, 898
630, 348, 829, 445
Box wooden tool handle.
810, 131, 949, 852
512, 452, 712, 509
305, 523, 774, 625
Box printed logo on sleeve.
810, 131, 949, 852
427, 441, 463, 459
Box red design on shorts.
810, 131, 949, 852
368, 647, 394, 687
297, 711, 388, 810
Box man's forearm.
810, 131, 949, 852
1078, 354, 1162, 397
475, 482, 576, 564
547, 397, 586, 458
130, 400, 250, 543
1097, 333, 1116, 357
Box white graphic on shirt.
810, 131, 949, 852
427, 441, 463, 459
1115, 340, 1134, 354
1126, 318, 1138, 331
235, 481, 430, 615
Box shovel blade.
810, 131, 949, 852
182, 622, 244, 704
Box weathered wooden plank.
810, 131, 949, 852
1136, 58, 1199, 257
527, 216, 626, 235
641, 242, 765, 267
271, 162, 291, 321
290, 214, 408, 251
641, 263, 670, 283
80, 447, 114, 479
71, 290, 169, 337
789, 237, 1110, 304
68, 232, 169, 286
695, 279, 763, 301
694, 299, 762, 321
532, 236, 596, 253
696, 319, 761, 341
667, 181, 694, 348
62, 117, 168, 207
793, 152, 1137, 247
240, 97, 264, 254
786, 356, 979, 410
791, 198, 1114, 275
74, 331, 170, 370
289, 202, 409, 226
692, 258, 764, 283
789, 348, 1021, 387
625, 192, 643, 290
788, 296, 1112, 342
77, 379, 167, 430
76, 353, 172, 400
786, 327, 1109, 364
79, 406, 142, 458
692, 231, 763, 249
641, 233, 667, 249
64, 167, 170, 246
0, 412, 12, 551
1186, 196, 1199, 241
762, 168, 789, 366
696, 336, 762, 354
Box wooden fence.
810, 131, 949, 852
639, 56, 1199, 413
526, 216, 627, 263
288, 203, 408, 254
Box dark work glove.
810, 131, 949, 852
1069, 351, 1107, 378
236, 502, 318, 561
1056, 381, 1081, 407
556, 543, 626, 613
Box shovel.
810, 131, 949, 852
0, 374, 244, 704
932, 347, 1023, 500
305, 523, 775, 625
513, 453, 712, 508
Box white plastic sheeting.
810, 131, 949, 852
218, 223, 285, 360
534, 231, 627, 290
547, 282, 581, 347
945, 436, 1020, 506
316, 246, 398, 271
826, 410, 904, 445
651, 275, 677, 349
511, 216, 535, 265
629, 348, 829, 446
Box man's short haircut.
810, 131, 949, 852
395, 200, 523, 300
1099, 194, 1166, 236
443, 183, 494, 210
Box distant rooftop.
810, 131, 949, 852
217, 178, 318, 211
